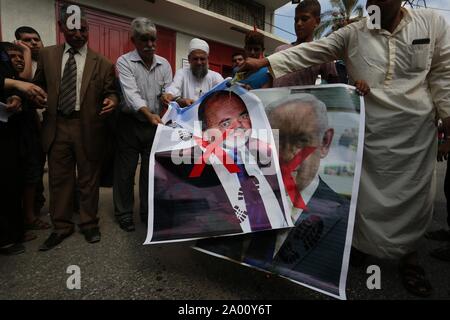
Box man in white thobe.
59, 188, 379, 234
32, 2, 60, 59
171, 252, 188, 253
239, 0, 450, 297
161, 38, 223, 108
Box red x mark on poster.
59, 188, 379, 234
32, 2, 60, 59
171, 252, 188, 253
189, 129, 240, 178
280, 147, 317, 210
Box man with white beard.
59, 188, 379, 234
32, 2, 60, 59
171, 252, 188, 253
162, 38, 223, 108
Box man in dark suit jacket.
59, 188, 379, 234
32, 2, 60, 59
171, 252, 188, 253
34, 6, 118, 250
197, 93, 351, 296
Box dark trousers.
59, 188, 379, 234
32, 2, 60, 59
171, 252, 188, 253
113, 113, 156, 222
444, 160, 450, 228
0, 119, 25, 246
33, 111, 46, 213
48, 117, 102, 234
34, 154, 46, 212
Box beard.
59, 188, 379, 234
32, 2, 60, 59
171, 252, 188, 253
191, 64, 208, 79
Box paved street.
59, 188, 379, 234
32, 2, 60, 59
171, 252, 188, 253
1, 163, 449, 300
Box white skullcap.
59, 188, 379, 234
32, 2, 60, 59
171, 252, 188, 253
188, 38, 209, 55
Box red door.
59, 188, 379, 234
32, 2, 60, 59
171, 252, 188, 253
208, 63, 222, 74
207, 40, 241, 78
56, 1, 176, 72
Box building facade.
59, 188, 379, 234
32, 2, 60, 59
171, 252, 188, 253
0, 0, 289, 77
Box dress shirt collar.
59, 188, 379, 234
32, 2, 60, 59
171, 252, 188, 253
64, 43, 88, 57
129, 50, 161, 71
289, 174, 320, 223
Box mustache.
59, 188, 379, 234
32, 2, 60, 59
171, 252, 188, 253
191, 64, 208, 79
231, 127, 250, 133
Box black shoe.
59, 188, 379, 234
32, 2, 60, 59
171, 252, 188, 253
399, 262, 433, 297
118, 219, 135, 232
39, 232, 73, 251
0, 243, 25, 255
82, 227, 101, 243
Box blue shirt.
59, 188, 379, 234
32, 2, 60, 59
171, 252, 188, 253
240, 67, 270, 89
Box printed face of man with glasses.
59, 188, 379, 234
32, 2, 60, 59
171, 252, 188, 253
199, 91, 252, 150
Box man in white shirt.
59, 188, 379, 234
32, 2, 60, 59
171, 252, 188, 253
114, 18, 173, 231
239, 0, 449, 296
161, 38, 223, 108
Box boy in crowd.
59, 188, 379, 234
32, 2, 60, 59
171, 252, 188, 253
273, 0, 340, 87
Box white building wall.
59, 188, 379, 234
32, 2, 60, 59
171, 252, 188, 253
265, 10, 274, 33
0, 0, 283, 62
181, 0, 200, 6
175, 32, 193, 71
71, 0, 247, 68
72, 0, 239, 45
0, 0, 56, 46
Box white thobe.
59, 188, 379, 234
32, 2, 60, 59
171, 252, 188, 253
166, 67, 223, 101
267, 8, 450, 259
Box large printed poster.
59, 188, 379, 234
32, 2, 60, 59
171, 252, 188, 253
194, 84, 365, 300
144, 80, 294, 244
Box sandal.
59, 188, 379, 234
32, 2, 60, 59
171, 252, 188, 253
25, 218, 51, 230
430, 245, 450, 262
22, 231, 37, 242
398, 263, 433, 298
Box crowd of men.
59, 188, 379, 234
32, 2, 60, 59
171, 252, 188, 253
1, 0, 450, 298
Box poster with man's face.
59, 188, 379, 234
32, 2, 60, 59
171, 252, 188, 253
194, 85, 365, 300
144, 80, 293, 244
